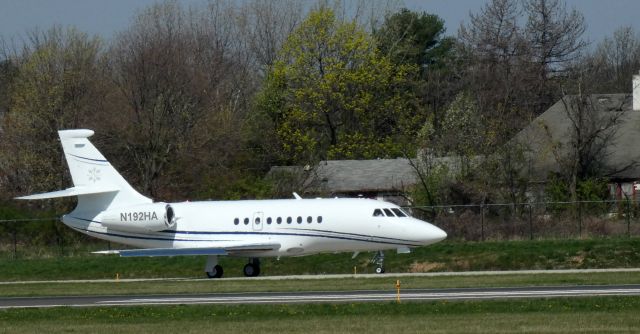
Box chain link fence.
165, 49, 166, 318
407, 200, 640, 241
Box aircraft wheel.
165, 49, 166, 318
243, 263, 261, 277
375, 266, 385, 274
206, 265, 224, 278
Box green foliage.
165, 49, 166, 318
545, 173, 609, 214
409, 158, 450, 209
0, 27, 102, 200
225, 176, 275, 200
546, 173, 609, 202
374, 8, 454, 72
257, 7, 423, 164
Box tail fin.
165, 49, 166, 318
16, 129, 151, 213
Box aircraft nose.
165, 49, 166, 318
415, 219, 447, 244
432, 225, 447, 242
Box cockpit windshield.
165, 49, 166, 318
373, 207, 410, 218
383, 208, 395, 217
391, 208, 406, 217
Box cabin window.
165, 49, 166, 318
234, 218, 239, 225
383, 208, 395, 217
255, 217, 261, 224
297, 216, 302, 224
307, 216, 312, 223
287, 217, 292, 224
267, 217, 272, 224
244, 217, 250, 225
317, 216, 323, 223
277, 217, 282, 224
373, 209, 384, 217
391, 208, 406, 217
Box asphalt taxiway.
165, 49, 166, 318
1, 284, 640, 309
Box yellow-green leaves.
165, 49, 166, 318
257, 7, 423, 164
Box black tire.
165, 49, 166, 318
243, 263, 261, 277
206, 264, 224, 278
375, 267, 385, 274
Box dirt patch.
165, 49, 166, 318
409, 261, 445, 273
569, 252, 586, 266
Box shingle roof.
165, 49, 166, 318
311, 159, 417, 193
267, 159, 419, 194
513, 93, 640, 181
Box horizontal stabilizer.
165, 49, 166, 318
15, 186, 119, 200
93, 243, 281, 257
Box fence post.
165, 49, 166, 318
480, 204, 485, 241
528, 203, 533, 240
578, 201, 582, 238
627, 198, 631, 238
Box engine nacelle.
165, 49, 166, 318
99, 203, 176, 233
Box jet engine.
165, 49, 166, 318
99, 203, 176, 233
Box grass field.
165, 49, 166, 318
0, 271, 639, 298
1, 238, 640, 333
1, 297, 639, 333
1, 238, 640, 281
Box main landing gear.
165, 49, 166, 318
243, 258, 261, 277
204, 256, 262, 278
372, 251, 385, 274
205, 255, 223, 278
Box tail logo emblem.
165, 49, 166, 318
88, 167, 101, 183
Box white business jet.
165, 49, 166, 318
17, 130, 447, 278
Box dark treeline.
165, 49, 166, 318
0, 0, 639, 215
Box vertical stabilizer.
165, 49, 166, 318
58, 129, 151, 212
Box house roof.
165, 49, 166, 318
312, 159, 418, 193
267, 158, 419, 194
513, 93, 640, 181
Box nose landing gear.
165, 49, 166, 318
372, 251, 385, 274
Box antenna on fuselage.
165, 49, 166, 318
292, 192, 302, 200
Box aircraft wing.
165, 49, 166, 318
93, 243, 281, 257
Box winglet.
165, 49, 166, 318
293, 192, 302, 200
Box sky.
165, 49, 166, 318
1, 0, 640, 47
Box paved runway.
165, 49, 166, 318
2, 285, 640, 309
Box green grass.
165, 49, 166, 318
1, 271, 639, 298
1, 238, 640, 281
1, 297, 639, 333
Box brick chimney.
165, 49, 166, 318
634, 70, 640, 110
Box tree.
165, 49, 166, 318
257, 6, 422, 164
523, 0, 587, 110
375, 8, 457, 132
107, 1, 254, 198
0, 26, 103, 198
237, 0, 304, 73
583, 26, 640, 93
523, 0, 587, 73
458, 0, 535, 145
457, 0, 587, 151
374, 8, 454, 72
542, 93, 628, 203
